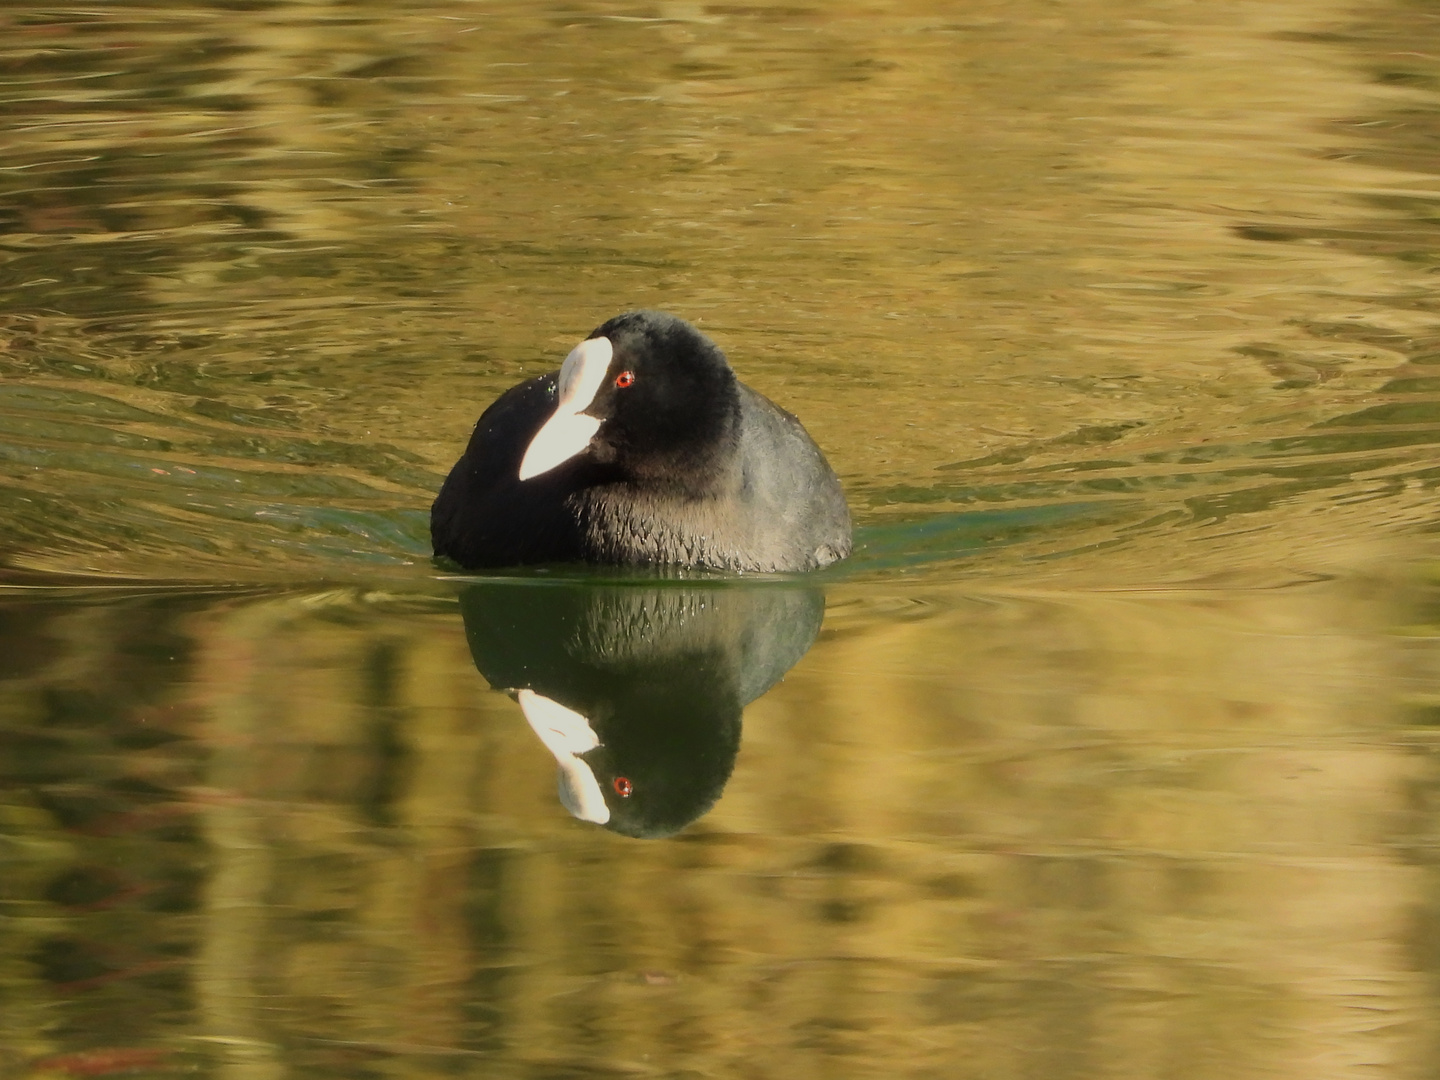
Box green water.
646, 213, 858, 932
4, 2, 1440, 1077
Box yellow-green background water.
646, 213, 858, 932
4, 1, 1440, 1077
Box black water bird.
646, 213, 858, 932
460, 579, 824, 837
431, 311, 851, 572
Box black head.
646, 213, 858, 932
519, 311, 740, 487
584, 311, 740, 482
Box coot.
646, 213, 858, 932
431, 310, 851, 572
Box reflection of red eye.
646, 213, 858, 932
613, 777, 633, 797
615, 371, 635, 389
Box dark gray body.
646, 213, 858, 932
432, 375, 852, 573
577, 383, 850, 572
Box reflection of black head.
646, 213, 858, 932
459, 580, 823, 838
568, 664, 741, 838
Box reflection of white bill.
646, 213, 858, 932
516, 689, 610, 825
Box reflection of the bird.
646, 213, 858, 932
459, 580, 825, 838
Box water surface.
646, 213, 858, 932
4, 1, 1440, 1077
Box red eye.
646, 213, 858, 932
615, 371, 635, 389
613, 776, 633, 797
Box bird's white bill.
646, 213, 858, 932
518, 335, 613, 481
518, 411, 600, 481
517, 689, 610, 825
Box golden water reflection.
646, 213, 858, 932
2, 576, 1436, 1077
5, 0, 1440, 1076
